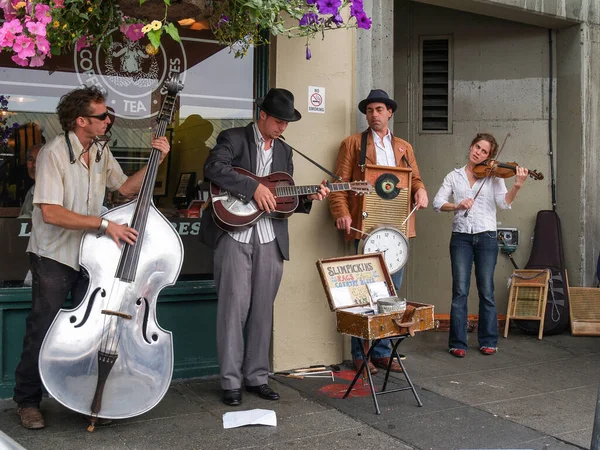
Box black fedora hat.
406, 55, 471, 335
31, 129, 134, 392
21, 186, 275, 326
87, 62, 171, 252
358, 89, 397, 114
256, 88, 302, 122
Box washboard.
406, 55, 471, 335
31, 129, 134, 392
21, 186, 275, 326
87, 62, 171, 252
504, 269, 552, 340
357, 165, 412, 236
568, 287, 600, 336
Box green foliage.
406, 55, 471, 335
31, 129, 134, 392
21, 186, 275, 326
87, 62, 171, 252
209, 0, 369, 58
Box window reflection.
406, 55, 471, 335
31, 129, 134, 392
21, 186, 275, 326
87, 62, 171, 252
0, 42, 255, 286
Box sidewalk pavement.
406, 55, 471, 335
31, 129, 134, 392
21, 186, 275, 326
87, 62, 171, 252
0, 330, 598, 450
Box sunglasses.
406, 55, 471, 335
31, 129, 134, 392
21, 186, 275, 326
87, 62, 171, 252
84, 111, 110, 121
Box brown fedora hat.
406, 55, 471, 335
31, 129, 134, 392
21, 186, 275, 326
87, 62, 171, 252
256, 88, 302, 122
358, 89, 397, 114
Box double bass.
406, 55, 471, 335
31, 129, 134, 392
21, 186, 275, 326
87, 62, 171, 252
38, 76, 184, 431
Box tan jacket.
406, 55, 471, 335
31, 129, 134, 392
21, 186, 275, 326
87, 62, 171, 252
329, 131, 425, 240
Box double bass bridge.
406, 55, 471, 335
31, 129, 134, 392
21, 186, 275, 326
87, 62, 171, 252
101, 309, 133, 320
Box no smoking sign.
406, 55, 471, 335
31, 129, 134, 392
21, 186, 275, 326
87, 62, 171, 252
308, 86, 326, 114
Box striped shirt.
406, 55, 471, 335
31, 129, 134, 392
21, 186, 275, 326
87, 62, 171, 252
227, 123, 276, 244
27, 132, 128, 270
432, 166, 510, 234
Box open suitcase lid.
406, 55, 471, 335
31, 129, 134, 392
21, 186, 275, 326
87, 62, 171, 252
316, 253, 396, 312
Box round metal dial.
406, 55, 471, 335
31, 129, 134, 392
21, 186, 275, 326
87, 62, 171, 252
359, 225, 409, 274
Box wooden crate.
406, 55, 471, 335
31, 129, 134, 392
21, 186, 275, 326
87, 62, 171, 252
569, 287, 600, 336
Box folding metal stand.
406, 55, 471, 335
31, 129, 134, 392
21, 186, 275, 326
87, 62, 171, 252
342, 335, 423, 414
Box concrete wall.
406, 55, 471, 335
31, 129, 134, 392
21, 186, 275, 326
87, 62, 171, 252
395, 2, 555, 315
555, 24, 583, 284
266, 0, 600, 370
356, 0, 395, 132
415, 0, 598, 27
270, 28, 356, 370
577, 22, 600, 285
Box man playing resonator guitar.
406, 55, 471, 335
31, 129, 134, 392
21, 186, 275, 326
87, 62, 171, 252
200, 88, 329, 406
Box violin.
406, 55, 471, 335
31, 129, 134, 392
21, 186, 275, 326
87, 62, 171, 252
472, 160, 544, 181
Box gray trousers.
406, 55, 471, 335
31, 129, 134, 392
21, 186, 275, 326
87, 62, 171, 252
214, 233, 284, 390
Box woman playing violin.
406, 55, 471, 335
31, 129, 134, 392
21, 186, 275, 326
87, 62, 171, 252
432, 133, 528, 358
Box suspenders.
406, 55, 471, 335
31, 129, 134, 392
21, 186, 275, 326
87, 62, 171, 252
359, 130, 369, 173
359, 129, 412, 171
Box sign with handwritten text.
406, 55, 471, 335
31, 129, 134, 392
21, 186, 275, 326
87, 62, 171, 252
317, 253, 393, 311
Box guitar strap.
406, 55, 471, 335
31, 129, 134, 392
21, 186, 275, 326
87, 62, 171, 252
280, 137, 341, 181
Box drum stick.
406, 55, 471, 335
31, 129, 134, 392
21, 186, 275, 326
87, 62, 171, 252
293, 366, 327, 373
349, 226, 370, 238
401, 204, 419, 227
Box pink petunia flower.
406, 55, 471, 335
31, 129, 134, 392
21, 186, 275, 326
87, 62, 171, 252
14, 34, 36, 59
76, 36, 90, 51
53, 0, 64, 8
0, 19, 23, 47
36, 35, 50, 54
0, 0, 17, 20
34, 4, 52, 25
11, 54, 29, 66
26, 20, 47, 37
120, 23, 144, 41
29, 54, 45, 67
0, 27, 11, 48
4, 18, 23, 34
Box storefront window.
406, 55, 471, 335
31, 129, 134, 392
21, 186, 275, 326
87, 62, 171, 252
0, 31, 256, 287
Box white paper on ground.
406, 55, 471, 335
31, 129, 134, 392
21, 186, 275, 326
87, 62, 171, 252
222, 409, 277, 429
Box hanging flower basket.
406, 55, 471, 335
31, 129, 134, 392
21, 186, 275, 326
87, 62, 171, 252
118, 0, 215, 22
0, 0, 371, 67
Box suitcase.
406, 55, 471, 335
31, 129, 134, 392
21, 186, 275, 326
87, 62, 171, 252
316, 253, 434, 339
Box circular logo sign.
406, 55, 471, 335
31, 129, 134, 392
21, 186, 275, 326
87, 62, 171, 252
310, 93, 323, 108
75, 30, 187, 120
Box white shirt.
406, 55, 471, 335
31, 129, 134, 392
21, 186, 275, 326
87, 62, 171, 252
372, 129, 395, 166
227, 123, 276, 244
27, 132, 128, 270
432, 166, 510, 234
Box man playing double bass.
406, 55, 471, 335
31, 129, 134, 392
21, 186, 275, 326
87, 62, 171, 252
14, 86, 170, 429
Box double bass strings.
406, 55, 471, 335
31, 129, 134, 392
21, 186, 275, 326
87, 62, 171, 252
98, 96, 172, 356
100, 278, 123, 356
99, 125, 168, 356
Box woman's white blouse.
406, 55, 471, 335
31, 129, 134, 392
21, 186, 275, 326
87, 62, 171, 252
432, 166, 510, 234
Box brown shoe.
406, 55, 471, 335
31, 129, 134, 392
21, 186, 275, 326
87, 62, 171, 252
372, 357, 403, 373
353, 358, 378, 375
17, 407, 44, 429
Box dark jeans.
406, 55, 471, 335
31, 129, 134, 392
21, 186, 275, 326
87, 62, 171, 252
449, 232, 499, 351
351, 267, 404, 360
13, 254, 89, 408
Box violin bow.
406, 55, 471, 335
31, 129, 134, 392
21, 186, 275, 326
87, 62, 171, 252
463, 133, 510, 218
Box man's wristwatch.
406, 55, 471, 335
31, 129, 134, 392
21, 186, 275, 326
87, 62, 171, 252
97, 218, 109, 236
